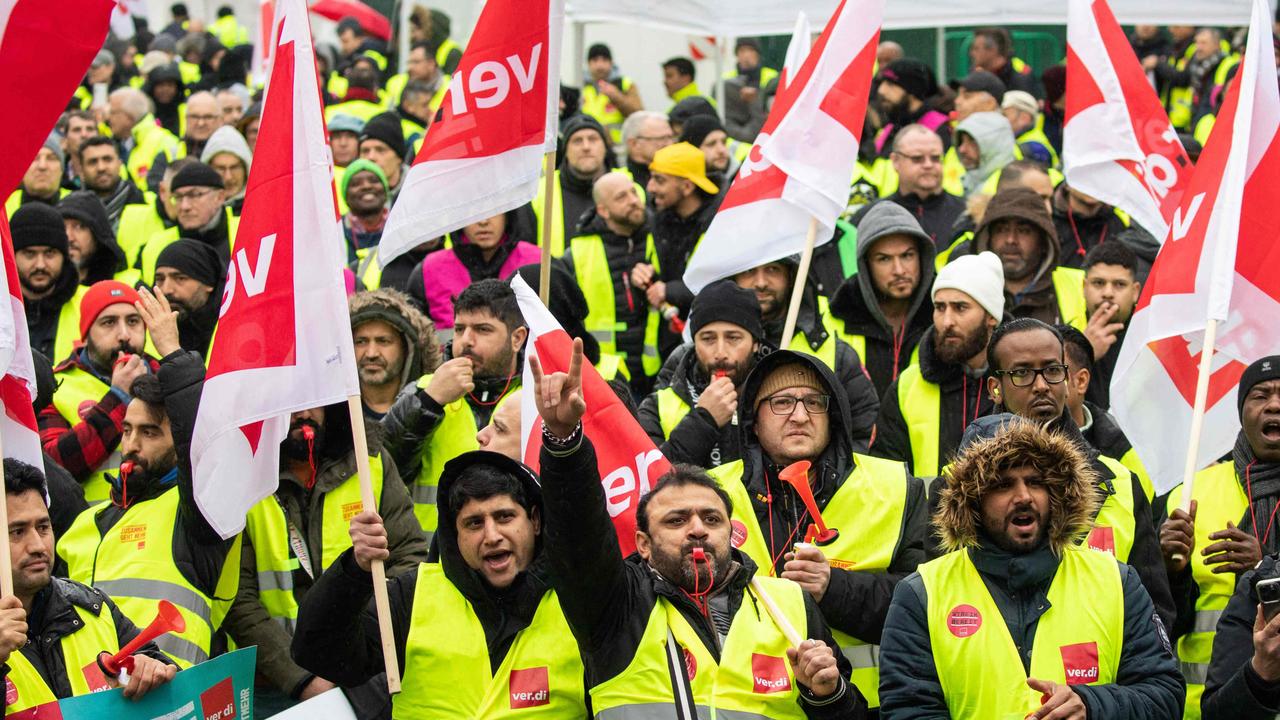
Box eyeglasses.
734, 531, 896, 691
170, 188, 216, 204
892, 151, 943, 165
764, 393, 830, 416
636, 134, 675, 142
995, 364, 1070, 387
187, 113, 220, 123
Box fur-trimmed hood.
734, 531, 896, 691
934, 415, 1100, 554
349, 288, 441, 388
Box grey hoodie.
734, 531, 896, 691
956, 111, 1016, 196
853, 201, 937, 334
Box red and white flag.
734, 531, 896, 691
1111, 0, 1280, 493
378, 0, 563, 266
0, 213, 43, 469
192, 0, 360, 538
513, 276, 669, 555
776, 11, 813, 98
1064, 0, 1193, 241
683, 0, 882, 293
0, 0, 112, 195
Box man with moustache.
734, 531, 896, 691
533, 115, 615, 256
635, 142, 721, 317
58, 289, 241, 669
56, 191, 133, 287
382, 279, 526, 542
874, 60, 951, 154
349, 288, 441, 421
39, 281, 158, 504
12, 204, 86, 360
1075, 242, 1143, 410
137, 162, 239, 286
228, 392, 427, 714
76, 136, 145, 231
153, 239, 226, 357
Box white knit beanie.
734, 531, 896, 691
932, 251, 1005, 320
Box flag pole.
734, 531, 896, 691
0, 430, 11, 597
779, 217, 819, 349
751, 577, 803, 648
345, 396, 401, 694
539, 151, 556, 305
1171, 318, 1219, 562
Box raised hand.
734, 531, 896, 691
1083, 302, 1125, 360
424, 357, 476, 406
529, 337, 586, 439
1159, 500, 1196, 574
348, 511, 389, 572
787, 639, 840, 698
136, 286, 181, 357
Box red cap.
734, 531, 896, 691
79, 280, 142, 339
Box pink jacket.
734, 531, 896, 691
420, 240, 541, 328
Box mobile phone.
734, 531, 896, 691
1257, 577, 1280, 622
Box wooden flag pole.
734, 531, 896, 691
0, 431, 11, 597
779, 218, 820, 349
539, 151, 557, 305
1171, 318, 1219, 562
346, 396, 401, 694
751, 577, 803, 648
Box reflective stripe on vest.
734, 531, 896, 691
589, 575, 808, 719
59, 488, 242, 668
1166, 462, 1246, 719
50, 359, 117, 504
570, 234, 662, 377
919, 546, 1125, 719
244, 458, 385, 631
3, 591, 121, 714
896, 364, 942, 478
394, 564, 587, 717
1052, 266, 1087, 326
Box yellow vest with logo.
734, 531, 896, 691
569, 234, 662, 378
581, 77, 635, 145
1165, 461, 1246, 719
919, 545, 1125, 719
709, 453, 908, 708
51, 363, 119, 503
137, 208, 239, 286
58, 489, 242, 668
590, 575, 808, 719
1052, 267, 1087, 326
243, 456, 385, 634
394, 564, 586, 717
3, 586, 121, 714
411, 377, 517, 540
1087, 456, 1137, 563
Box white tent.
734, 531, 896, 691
564, 0, 1257, 35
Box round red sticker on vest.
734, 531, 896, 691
682, 647, 697, 681
6, 676, 17, 705
731, 519, 748, 548
947, 604, 982, 637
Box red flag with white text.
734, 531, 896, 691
192, 0, 361, 538
378, 0, 562, 265
1111, 0, 1280, 493
1064, 0, 1193, 242
0, 0, 113, 195
0, 212, 43, 469
683, 0, 882, 292
513, 276, 669, 555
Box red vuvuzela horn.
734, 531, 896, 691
777, 461, 839, 546
99, 600, 186, 675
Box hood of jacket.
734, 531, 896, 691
349, 287, 441, 389
435, 451, 551, 611
830, 201, 937, 337
974, 186, 1060, 298
934, 416, 1100, 554
57, 191, 126, 281
956, 112, 1017, 194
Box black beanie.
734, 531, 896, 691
880, 58, 938, 101
360, 112, 406, 157
679, 114, 724, 149
561, 113, 610, 148
10, 204, 68, 253
669, 96, 718, 127
155, 238, 224, 288
170, 162, 224, 192
1239, 355, 1280, 418
690, 280, 764, 340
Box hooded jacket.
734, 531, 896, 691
637, 341, 752, 468
24, 249, 81, 360
348, 288, 441, 393
143, 63, 185, 137
878, 420, 1185, 720
538, 434, 867, 719
291, 452, 566, 690
972, 187, 1064, 324
851, 190, 968, 253
829, 202, 937, 398
57, 191, 127, 284
955, 112, 1017, 196
199, 126, 252, 211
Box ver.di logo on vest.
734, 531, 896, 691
1061, 642, 1100, 685
751, 653, 791, 694
509, 666, 550, 709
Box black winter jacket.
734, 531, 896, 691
878, 539, 1184, 719
653, 193, 720, 316
539, 435, 866, 719
1203, 554, 1280, 719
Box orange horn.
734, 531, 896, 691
777, 461, 839, 546
100, 600, 186, 674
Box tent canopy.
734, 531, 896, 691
564, 0, 1257, 36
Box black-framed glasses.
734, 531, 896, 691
995, 364, 1070, 387
891, 151, 942, 165
765, 393, 830, 416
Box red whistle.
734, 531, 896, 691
713, 370, 728, 380
119, 461, 135, 479
778, 461, 840, 546
691, 547, 706, 562
301, 425, 315, 441
112, 353, 133, 370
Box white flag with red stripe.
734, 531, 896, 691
776, 11, 813, 97
1064, 0, 1193, 241
513, 276, 669, 555
1111, 0, 1280, 493
0, 213, 43, 469
682, 0, 882, 293
377, 0, 562, 266
192, 0, 361, 538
